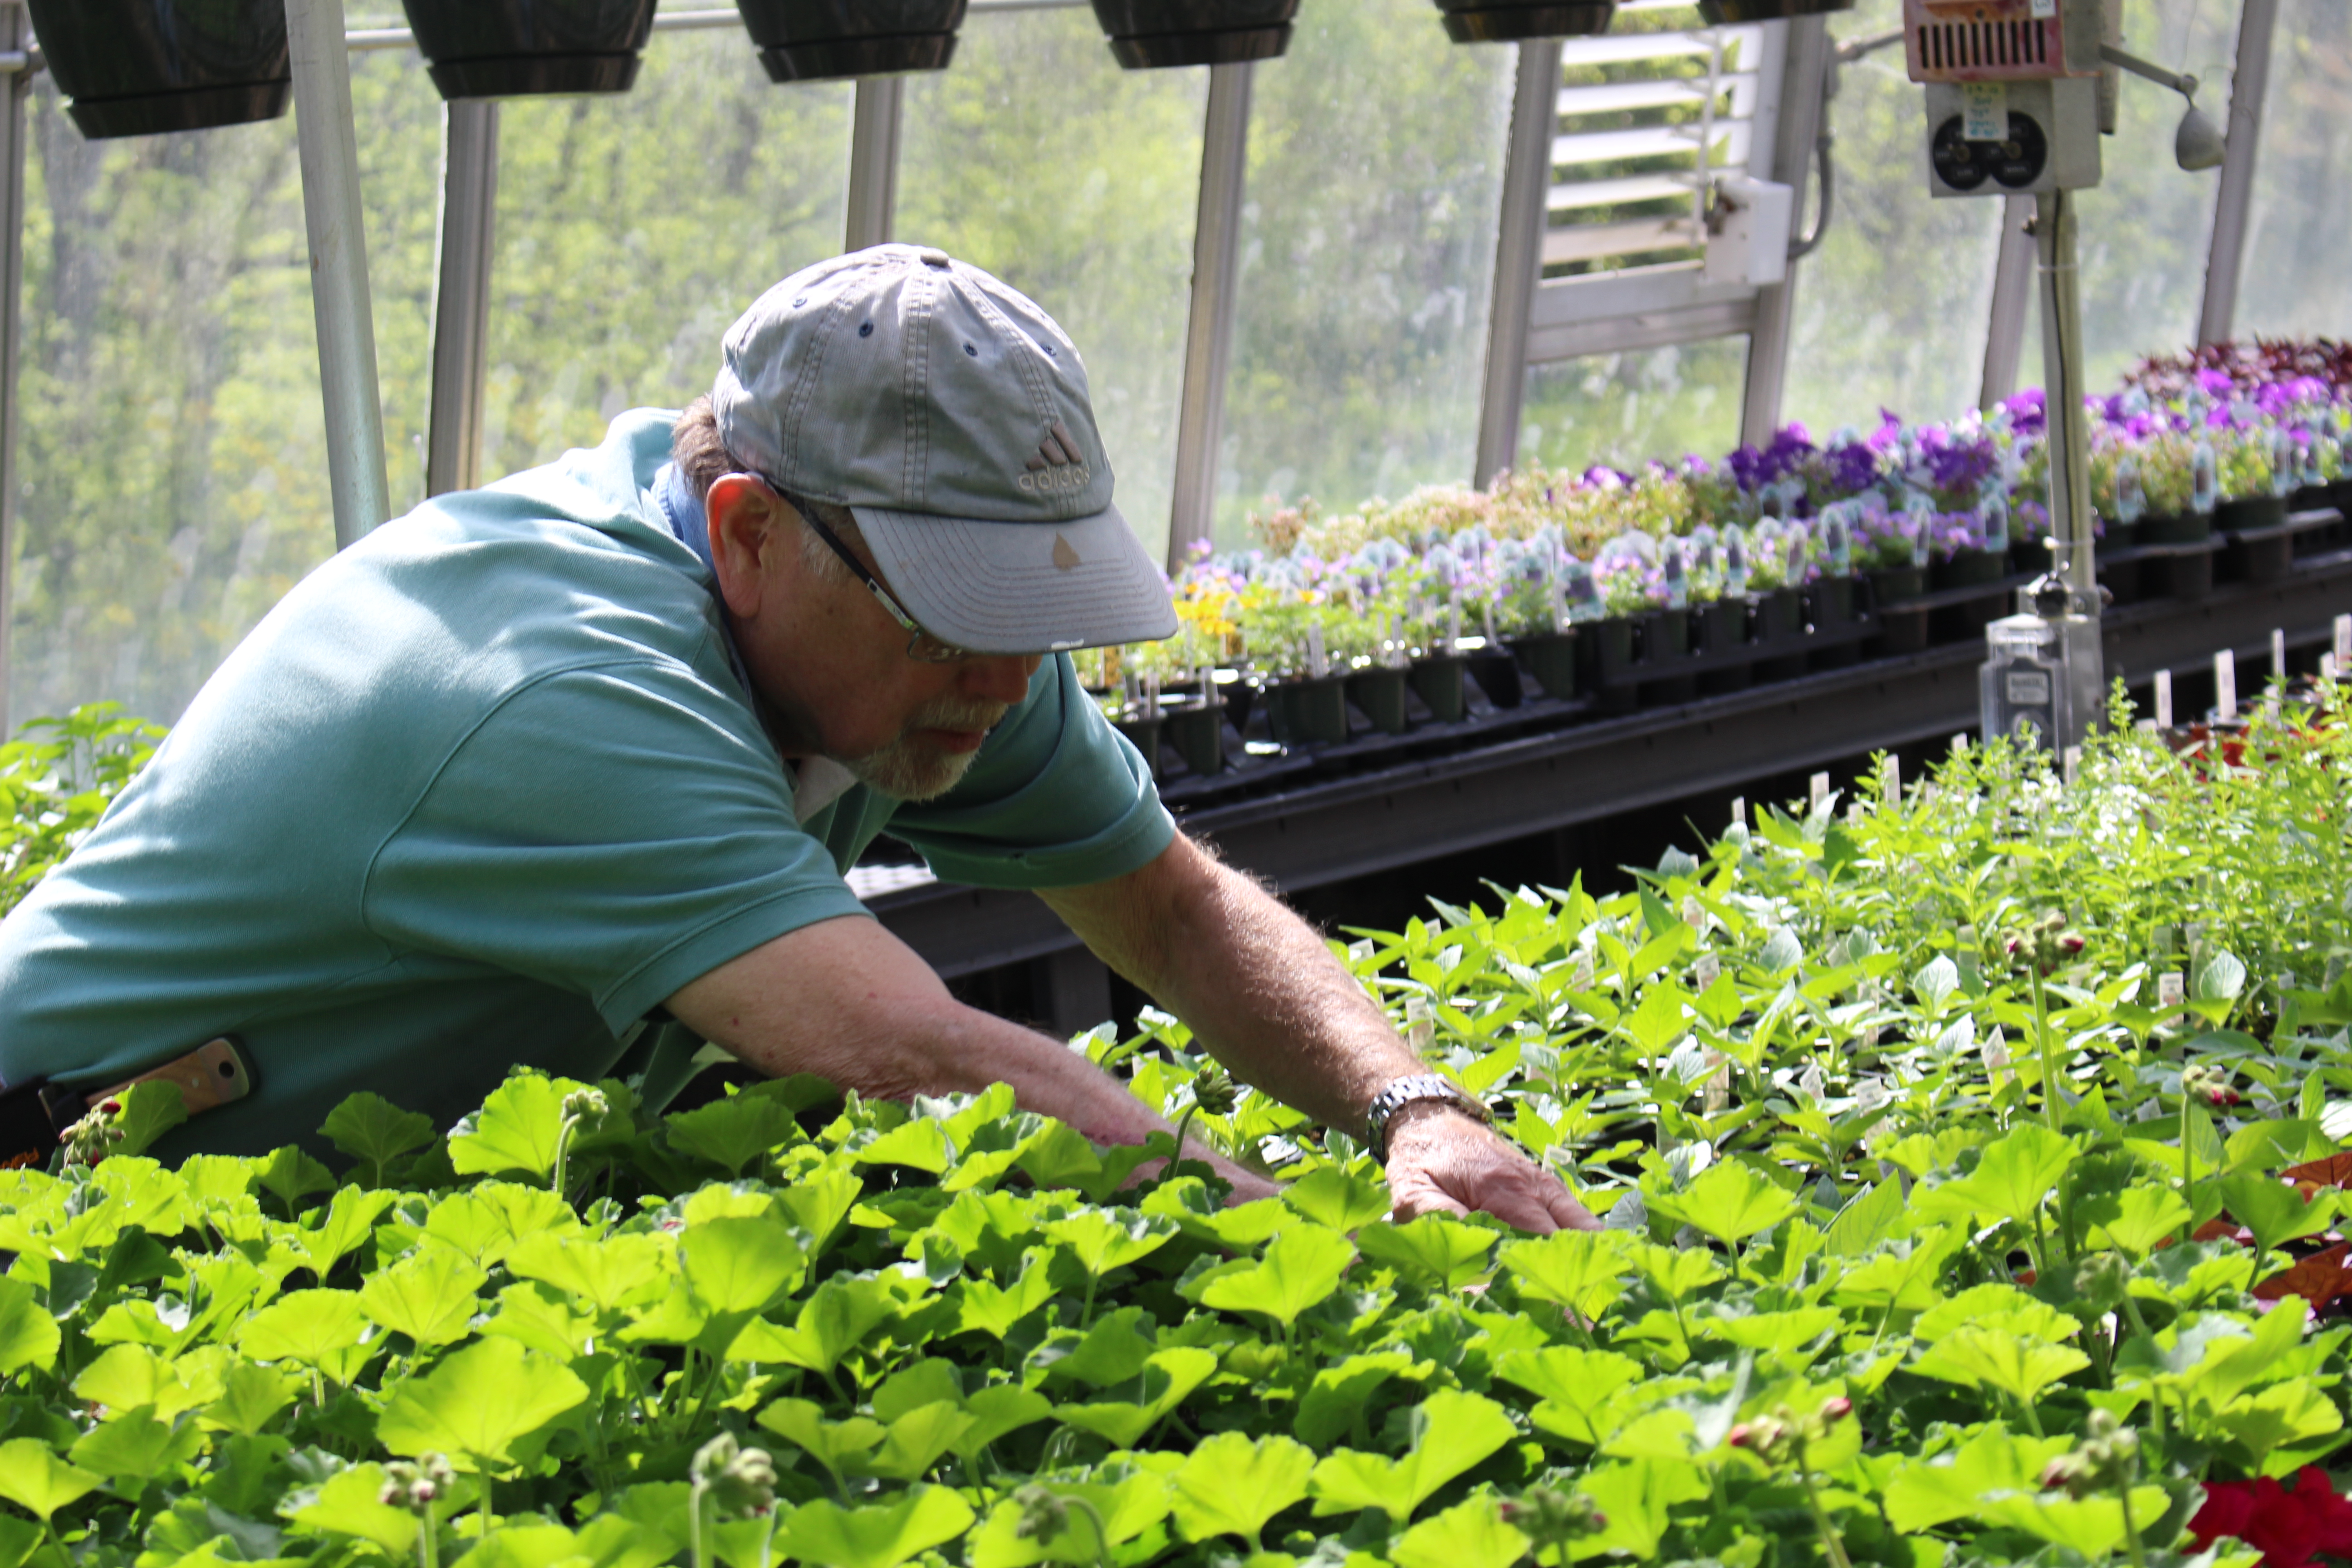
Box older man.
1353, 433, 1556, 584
0, 245, 1591, 1233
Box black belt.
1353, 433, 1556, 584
0, 1036, 255, 1168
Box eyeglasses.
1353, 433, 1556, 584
777, 485, 973, 664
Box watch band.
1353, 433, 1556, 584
1363, 1074, 1489, 1166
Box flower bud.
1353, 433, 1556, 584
1727, 1424, 1753, 1449
1820, 1396, 1852, 1423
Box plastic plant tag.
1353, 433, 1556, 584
1810, 772, 1830, 810
2215, 649, 2237, 723
1786, 529, 1810, 582
1661, 544, 1689, 611
2062, 745, 2080, 785
2337, 613, 2351, 668
1480, 595, 1496, 645
1729, 796, 1744, 828
1446, 590, 1462, 653
2273, 429, 2298, 496
2115, 456, 2145, 523
2274, 627, 2288, 683
1980, 492, 2009, 553
2158, 971, 2186, 1012
1823, 511, 1852, 575
2193, 439, 2217, 514
1568, 560, 1604, 621
1882, 753, 1900, 802
1305, 622, 1328, 681
2154, 669, 2173, 729
1905, 499, 1931, 568
1723, 526, 1749, 597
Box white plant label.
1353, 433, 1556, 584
2030, 0, 2056, 15
1695, 952, 1721, 990
2154, 669, 2173, 730
2158, 971, 2186, 1011
1882, 755, 1900, 803
2327, 654, 2341, 682
2336, 612, 2351, 668
1730, 796, 1746, 830
2215, 649, 2237, 722
2062, 745, 2081, 785
1810, 772, 1830, 810
1962, 83, 2008, 142
2273, 628, 2288, 683
1306, 621, 1328, 680
1703, 1049, 1730, 1115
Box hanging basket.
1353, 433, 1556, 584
1431, 0, 1614, 43
30, 0, 289, 140
1090, 0, 1297, 70
736, 0, 967, 83
400, 0, 657, 99
1696, 0, 1855, 21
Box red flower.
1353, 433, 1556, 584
2191, 1468, 2352, 1568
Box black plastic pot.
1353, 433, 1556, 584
1465, 648, 1522, 709
1698, 0, 1854, 20
2215, 494, 2288, 534
1266, 674, 1349, 747
2140, 511, 2213, 546
30, 0, 290, 139
1091, 0, 1295, 69
1409, 655, 1470, 724
1160, 696, 1225, 777
1751, 588, 1808, 684
737, 0, 967, 83
1511, 630, 1580, 701
402, 0, 655, 99
1431, 0, 1613, 42
1867, 566, 1926, 605
1110, 712, 1165, 778
1930, 547, 2007, 593
1344, 666, 1411, 736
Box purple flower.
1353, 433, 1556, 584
2002, 388, 2047, 437
2196, 368, 2235, 396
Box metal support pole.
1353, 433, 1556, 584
2036, 188, 2095, 598
844, 75, 904, 253
1978, 193, 2035, 407
0, 3, 28, 733
1475, 38, 1562, 488
1739, 16, 1827, 446
2196, 0, 2277, 347
425, 99, 496, 498
1166, 59, 1252, 570
286, 0, 391, 549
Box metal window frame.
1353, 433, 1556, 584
2197, 0, 2278, 347
0, 1, 27, 733
1978, 193, 2036, 408
1739, 12, 1827, 444
288, 0, 392, 550
844, 76, 904, 253
426, 99, 497, 499
1165, 58, 1253, 569
1477, 11, 1797, 482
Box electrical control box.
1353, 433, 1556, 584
1980, 576, 2106, 752
1906, 0, 2106, 200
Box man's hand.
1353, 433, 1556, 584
1381, 1103, 1599, 1233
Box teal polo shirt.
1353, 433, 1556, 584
0, 409, 1174, 1155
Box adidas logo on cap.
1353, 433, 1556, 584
1018, 421, 1092, 495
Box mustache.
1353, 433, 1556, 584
906, 695, 1009, 733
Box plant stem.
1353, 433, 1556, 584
690, 1482, 710, 1568
2033, 967, 2060, 1133
2115, 1474, 2149, 1568
2179, 1094, 2195, 1246
1793, 1444, 1854, 1568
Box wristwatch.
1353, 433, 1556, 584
1364, 1074, 1490, 1166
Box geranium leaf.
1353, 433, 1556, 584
1645, 1160, 1802, 1245
1191, 1224, 1354, 1327
1355, 1215, 1496, 1289
1172, 1431, 1313, 1546
318, 1093, 436, 1182
0, 1437, 102, 1521
1388, 1496, 1530, 1568
376, 1335, 588, 1471
0, 1274, 60, 1375
775, 1485, 975, 1568
359, 1246, 489, 1348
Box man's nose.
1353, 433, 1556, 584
960, 654, 1040, 706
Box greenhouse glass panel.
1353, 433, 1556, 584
483, 31, 850, 480
2019, 0, 2233, 392
11, 40, 441, 726
1779, 0, 2004, 434
2232, 4, 2352, 342
1215, 0, 1511, 548
1520, 336, 1750, 471
898, 7, 1204, 567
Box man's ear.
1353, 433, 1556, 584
705, 473, 789, 617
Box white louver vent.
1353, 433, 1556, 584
1543, 2, 1776, 277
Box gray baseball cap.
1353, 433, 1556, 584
713, 244, 1177, 656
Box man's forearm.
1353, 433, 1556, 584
1042, 835, 1424, 1131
